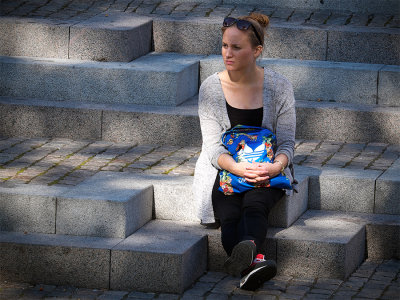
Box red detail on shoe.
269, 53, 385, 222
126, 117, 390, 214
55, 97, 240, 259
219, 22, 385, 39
252, 254, 266, 264
241, 254, 266, 277
254, 254, 265, 261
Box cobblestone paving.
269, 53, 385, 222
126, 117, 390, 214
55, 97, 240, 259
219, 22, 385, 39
0, 0, 398, 28
0, 258, 399, 299
0, 137, 399, 187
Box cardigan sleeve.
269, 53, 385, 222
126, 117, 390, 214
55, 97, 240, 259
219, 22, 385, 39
273, 76, 296, 166
198, 78, 229, 170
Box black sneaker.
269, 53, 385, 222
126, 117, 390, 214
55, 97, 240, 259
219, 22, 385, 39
239, 255, 277, 291
224, 240, 256, 276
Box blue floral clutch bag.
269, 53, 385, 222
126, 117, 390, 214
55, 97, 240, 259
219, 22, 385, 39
219, 125, 292, 195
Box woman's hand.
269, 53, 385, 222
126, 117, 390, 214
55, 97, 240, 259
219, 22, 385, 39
243, 162, 281, 183
231, 161, 254, 177
218, 153, 288, 183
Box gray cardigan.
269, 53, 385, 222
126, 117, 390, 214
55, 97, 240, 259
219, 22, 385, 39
193, 68, 296, 224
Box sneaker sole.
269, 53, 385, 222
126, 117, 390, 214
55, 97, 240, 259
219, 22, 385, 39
240, 260, 277, 291
224, 240, 256, 277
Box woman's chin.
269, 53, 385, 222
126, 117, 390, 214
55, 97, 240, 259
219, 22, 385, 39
224, 64, 237, 71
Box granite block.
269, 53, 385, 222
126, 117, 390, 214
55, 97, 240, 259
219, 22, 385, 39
70, 13, 152, 62
154, 18, 326, 61
0, 101, 102, 140
261, 59, 381, 105
308, 168, 381, 213
151, 176, 199, 221
378, 65, 400, 106
110, 220, 207, 293
0, 53, 201, 106
129, 52, 202, 105
268, 172, 308, 228
274, 212, 365, 279
0, 184, 67, 234
375, 158, 400, 215
366, 224, 400, 259
56, 172, 153, 238
75, 172, 199, 222
203, 228, 226, 272
263, 25, 326, 61
0, 17, 69, 59
200, 56, 381, 104
327, 28, 400, 65
200, 55, 224, 82
102, 109, 201, 146
298, 210, 400, 261
265, 228, 279, 262
0, 231, 121, 288
153, 17, 221, 54
295, 100, 400, 144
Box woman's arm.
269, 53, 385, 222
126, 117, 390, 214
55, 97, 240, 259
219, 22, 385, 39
274, 78, 296, 166
217, 153, 253, 177
198, 80, 229, 170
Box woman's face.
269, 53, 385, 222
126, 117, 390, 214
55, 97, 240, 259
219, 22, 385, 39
222, 26, 259, 71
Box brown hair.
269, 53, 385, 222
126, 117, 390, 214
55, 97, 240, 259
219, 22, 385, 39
222, 12, 270, 48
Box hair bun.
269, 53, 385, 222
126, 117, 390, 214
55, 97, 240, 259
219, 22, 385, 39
248, 12, 270, 28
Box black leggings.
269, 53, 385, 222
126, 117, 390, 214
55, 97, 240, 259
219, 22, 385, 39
212, 173, 284, 256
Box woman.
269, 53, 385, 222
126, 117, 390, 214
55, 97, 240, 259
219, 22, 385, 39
193, 13, 296, 290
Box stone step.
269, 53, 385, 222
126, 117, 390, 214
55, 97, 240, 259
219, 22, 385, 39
2, 162, 398, 237
200, 56, 400, 106
0, 220, 207, 293
0, 178, 153, 238
1, 54, 398, 107
297, 164, 400, 215
110, 220, 207, 293
154, 17, 400, 65
1, 95, 399, 145
0, 13, 152, 62
0, 170, 307, 238
300, 210, 400, 260
0, 52, 201, 106
206, 209, 400, 279
376, 157, 400, 216
75, 170, 309, 228
271, 210, 400, 278
2, 10, 398, 65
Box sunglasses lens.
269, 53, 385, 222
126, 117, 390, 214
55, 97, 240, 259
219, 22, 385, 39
236, 20, 251, 30
223, 17, 236, 27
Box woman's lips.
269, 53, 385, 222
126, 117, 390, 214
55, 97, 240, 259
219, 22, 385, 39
225, 60, 234, 64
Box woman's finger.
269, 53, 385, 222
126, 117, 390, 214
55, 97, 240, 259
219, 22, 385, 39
244, 170, 269, 177
244, 176, 269, 183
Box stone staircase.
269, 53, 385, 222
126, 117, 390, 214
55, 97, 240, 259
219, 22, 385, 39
0, 0, 399, 295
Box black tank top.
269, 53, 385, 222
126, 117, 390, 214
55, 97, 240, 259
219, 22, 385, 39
226, 101, 263, 128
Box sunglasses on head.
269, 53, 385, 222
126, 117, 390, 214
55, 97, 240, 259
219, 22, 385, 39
222, 17, 262, 46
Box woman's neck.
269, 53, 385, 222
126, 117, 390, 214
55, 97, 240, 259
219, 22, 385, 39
225, 64, 262, 85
